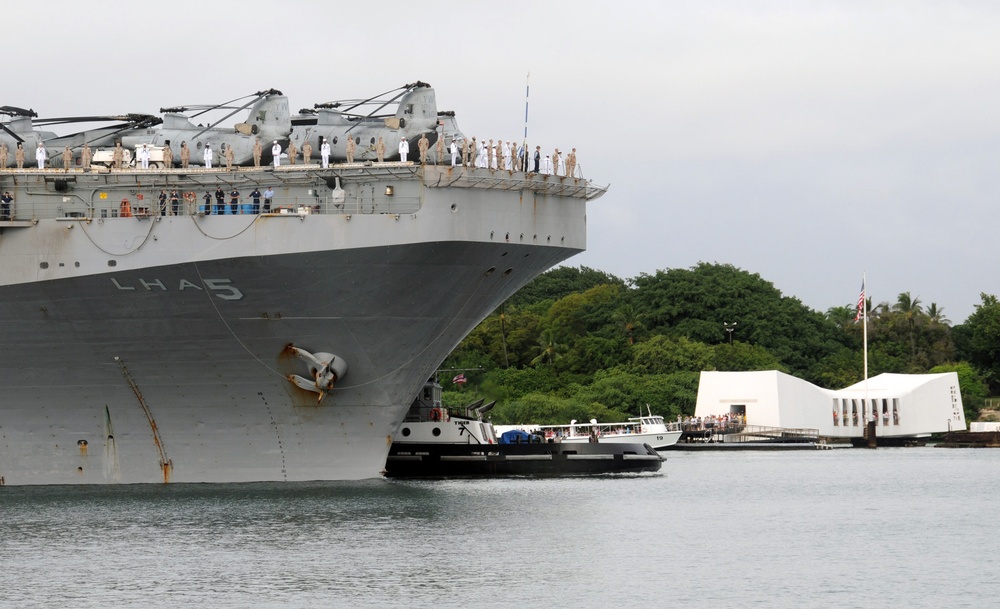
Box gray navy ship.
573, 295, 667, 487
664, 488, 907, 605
0, 83, 606, 485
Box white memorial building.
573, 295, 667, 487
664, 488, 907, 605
695, 370, 966, 438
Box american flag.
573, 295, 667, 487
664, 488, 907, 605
452, 373, 467, 385
854, 279, 865, 322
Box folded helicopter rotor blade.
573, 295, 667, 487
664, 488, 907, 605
189, 95, 261, 141
0, 122, 24, 144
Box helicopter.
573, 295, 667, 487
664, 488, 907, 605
30, 89, 292, 168
0, 106, 58, 167
288, 81, 466, 163
117, 88, 292, 167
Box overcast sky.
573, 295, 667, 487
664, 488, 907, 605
13, 1, 1000, 321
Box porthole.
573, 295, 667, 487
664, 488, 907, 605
74, 261, 80, 268
400, 427, 411, 437
502, 268, 513, 277
485, 266, 496, 276
432, 428, 442, 437
107, 260, 117, 267
450, 203, 457, 212
39, 262, 48, 269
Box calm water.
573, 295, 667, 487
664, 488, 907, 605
1, 447, 996, 608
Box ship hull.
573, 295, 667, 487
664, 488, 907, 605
0, 165, 601, 484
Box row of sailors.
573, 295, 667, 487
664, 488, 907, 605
0, 141, 333, 171
450, 137, 579, 177
0, 138, 580, 176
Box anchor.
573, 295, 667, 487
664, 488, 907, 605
286, 345, 348, 403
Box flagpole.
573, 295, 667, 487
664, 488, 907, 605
863, 271, 868, 383
863, 271, 870, 424
522, 72, 530, 171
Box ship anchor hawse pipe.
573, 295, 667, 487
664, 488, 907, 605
285, 345, 348, 403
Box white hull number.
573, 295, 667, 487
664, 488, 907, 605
111, 278, 244, 300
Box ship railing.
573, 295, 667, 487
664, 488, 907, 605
421, 165, 608, 201
1, 163, 605, 221
683, 424, 820, 444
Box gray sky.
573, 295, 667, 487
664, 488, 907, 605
14, 1, 999, 321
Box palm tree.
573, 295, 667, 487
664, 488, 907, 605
926, 302, 950, 326
825, 305, 857, 331
612, 304, 643, 345
892, 291, 925, 356
497, 305, 510, 368
530, 328, 563, 366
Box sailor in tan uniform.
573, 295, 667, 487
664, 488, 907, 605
0, 143, 8, 169
62, 146, 72, 171
16, 143, 25, 170
376, 136, 385, 162
346, 136, 356, 163
224, 144, 235, 170
417, 134, 429, 164
302, 140, 312, 165
162, 143, 173, 169
252, 138, 262, 168
180, 141, 190, 169
81, 143, 91, 169
287, 140, 297, 165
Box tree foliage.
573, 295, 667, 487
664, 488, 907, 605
440, 263, 985, 427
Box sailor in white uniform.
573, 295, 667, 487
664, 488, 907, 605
138, 144, 151, 169
476, 140, 486, 168
272, 141, 281, 167
398, 137, 409, 162
541, 154, 553, 175
203, 145, 213, 169
35, 143, 46, 169
556, 150, 566, 176
450, 139, 459, 167
321, 138, 331, 168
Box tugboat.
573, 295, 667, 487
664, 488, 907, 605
383, 380, 663, 478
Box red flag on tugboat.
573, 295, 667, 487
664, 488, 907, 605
452, 373, 467, 385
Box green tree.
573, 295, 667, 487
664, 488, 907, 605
612, 303, 643, 345
531, 328, 565, 366
507, 266, 624, 308
930, 362, 988, 424
712, 341, 786, 372
956, 293, 1000, 392
627, 335, 715, 375
567, 369, 699, 418
891, 291, 925, 357
926, 303, 950, 326
630, 263, 848, 379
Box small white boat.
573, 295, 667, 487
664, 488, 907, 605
500, 411, 683, 450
